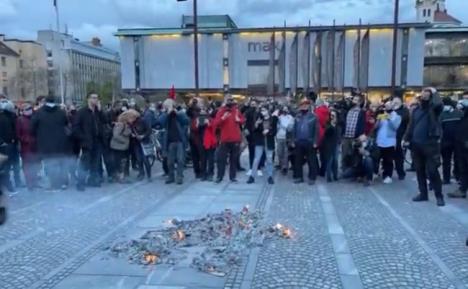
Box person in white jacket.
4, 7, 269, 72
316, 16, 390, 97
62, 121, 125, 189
376, 100, 402, 184
275, 106, 294, 175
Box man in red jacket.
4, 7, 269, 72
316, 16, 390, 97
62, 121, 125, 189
214, 96, 245, 183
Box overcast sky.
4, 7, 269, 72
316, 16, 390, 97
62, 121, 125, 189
1, 0, 467, 50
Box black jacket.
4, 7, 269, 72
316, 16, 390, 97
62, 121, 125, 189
73, 107, 105, 150
31, 105, 69, 156
405, 92, 443, 144
251, 116, 277, 150
455, 109, 468, 149
0, 110, 16, 145
441, 109, 463, 147
395, 106, 410, 140
321, 123, 341, 158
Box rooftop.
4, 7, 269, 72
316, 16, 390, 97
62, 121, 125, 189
433, 10, 462, 25
181, 15, 238, 29
0, 41, 19, 57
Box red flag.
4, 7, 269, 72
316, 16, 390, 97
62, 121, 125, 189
169, 85, 176, 100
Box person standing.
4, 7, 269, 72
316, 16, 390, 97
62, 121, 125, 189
73, 92, 105, 191
292, 99, 320, 185
214, 96, 245, 183
448, 98, 468, 199
31, 96, 69, 191
201, 108, 218, 181
247, 106, 277, 185
0, 99, 17, 192
375, 100, 401, 184
392, 97, 410, 180
440, 97, 462, 185
341, 94, 366, 171
159, 99, 189, 185
404, 88, 445, 206
16, 103, 39, 191
321, 110, 341, 182
276, 105, 294, 175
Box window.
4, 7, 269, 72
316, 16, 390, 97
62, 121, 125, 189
428, 9, 431, 17
47, 50, 53, 57
19, 59, 24, 68
423, 9, 426, 17
1, 57, 6, 67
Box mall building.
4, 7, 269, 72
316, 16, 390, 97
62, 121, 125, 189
115, 0, 467, 101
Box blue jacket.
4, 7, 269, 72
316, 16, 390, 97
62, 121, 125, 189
158, 111, 189, 154
376, 111, 401, 148
292, 112, 320, 146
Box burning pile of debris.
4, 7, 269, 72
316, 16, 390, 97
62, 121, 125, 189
108, 206, 294, 276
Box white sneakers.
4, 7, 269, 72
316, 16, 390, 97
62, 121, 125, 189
246, 169, 263, 177
383, 177, 393, 184
258, 170, 263, 177
246, 169, 252, 176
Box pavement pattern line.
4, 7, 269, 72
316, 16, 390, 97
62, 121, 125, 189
317, 183, 364, 289
370, 187, 468, 289
328, 182, 457, 289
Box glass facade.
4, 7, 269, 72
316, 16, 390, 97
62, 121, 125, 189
424, 65, 468, 87
425, 36, 468, 57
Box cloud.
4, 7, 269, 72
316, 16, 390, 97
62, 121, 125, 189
0, 0, 17, 20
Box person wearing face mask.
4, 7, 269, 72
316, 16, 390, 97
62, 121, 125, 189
292, 98, 320, 185
448, 97, 468, 199
244, 100, 265, 177
247, 106, 277, 185
440, 97, 462, 185
392, 96, 410, 180
375, 100, 401, 184
16, 103, 39, 191
31, 96, 69, 191
276, 105, 294, 175
213, 96, 245, 183
403, 88, 444, 206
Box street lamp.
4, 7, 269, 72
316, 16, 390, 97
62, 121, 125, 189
177, 0, 200, 98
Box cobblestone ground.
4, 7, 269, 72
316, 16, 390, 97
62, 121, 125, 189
249, 177, 343, 289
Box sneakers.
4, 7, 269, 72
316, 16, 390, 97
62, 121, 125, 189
215, 178, 223, 184
383, 177, 393, 184
447, 189, 467, 199
165, 179, 175, 184
247, 176, 255, 184
246, 170, 252, 177
294, 178, 304, 184
268, 177, 274, 185
258, 170, 263, 177
308, 179, 316, 186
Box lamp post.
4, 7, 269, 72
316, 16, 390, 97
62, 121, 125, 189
391, 0, 400, 94
177, 0, 199, 98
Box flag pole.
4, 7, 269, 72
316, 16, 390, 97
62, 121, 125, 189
54, 0, 65, 104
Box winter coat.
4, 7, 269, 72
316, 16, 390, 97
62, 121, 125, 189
31, 105, 69, 156
251, 116, 278, 150
158, 111, 189, 153
213, 106, 245, 144
292, 111, 320, 146
455, 109, 468, 150
440, 108, 463, 148
110, 122, 132, 151
395, 105, 410, 141
203, 119, 218, 150
0, 110, 16, 145
73, 106, 105, 150
315, 105, 330, 146
16, 115, 35, 154
376, 111, 402, 148
132, 117, 152, 143
405, 92, 443, 144
322, 123, 341, 158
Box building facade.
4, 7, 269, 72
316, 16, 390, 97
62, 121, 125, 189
37, 30, 121, 103
116, 15, 428, 100
0, 37, 19, 99
1, 36, 49, 102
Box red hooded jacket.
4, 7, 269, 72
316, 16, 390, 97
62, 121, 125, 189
203, 119, 218, 149
315, 105, 330, 146
213, 106, 245, 143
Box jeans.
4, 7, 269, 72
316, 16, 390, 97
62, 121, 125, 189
294, 142, 318, 181
248, 141, 265, 170
412, 142, 443, 199
325, 147, 338, 181
276, 139, 289, 170
202, 148, 215, 178
135, 142, 152, 179
77, 143, 102, 187
190, 141, 205, 177
167, 142, 185, 181
217, 142, 240, 181
379, 146, 395, 179
342, 156, 374, 181
341, 138, 354, 170
252, 146, 274, 178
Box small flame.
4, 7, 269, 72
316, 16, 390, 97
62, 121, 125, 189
172, 229, 186, 241
144, 253, 158, 265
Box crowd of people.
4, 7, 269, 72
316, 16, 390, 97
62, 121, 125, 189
0, 88, 468, 208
